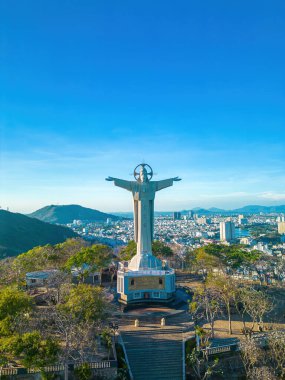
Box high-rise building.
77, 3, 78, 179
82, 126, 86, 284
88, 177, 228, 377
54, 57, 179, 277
188, 210, 194, 219
240, 218, 248, 225
278, 222, 285, 235
220, 221, 235, 241
173, 211, 181, 220
238, 214, 248, 225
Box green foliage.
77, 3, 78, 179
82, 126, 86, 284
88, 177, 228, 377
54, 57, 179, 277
101, 328, 113, 359
101, 328, 113, 350
0, 287, 34, 335
185, 337, 196, 355
152, 240, 173, 258
119, 240, 137, 261
13, 239, 87, 279
0, 332, 59, 370
74, 363, 92, 380
59, 284, 107, 323
250, 224, 279, 239
119, 240, 173, 261
65, 244, 113, 283
13, 245, 57, 277
193, 244, 262, 272
13, 332, 59, 369
190, 301, 198, 313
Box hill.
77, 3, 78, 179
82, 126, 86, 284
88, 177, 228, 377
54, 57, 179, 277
28, 204, 122, 224
182, 205, 285, 215
233, 205, 285, 214
0, 210, 78, 258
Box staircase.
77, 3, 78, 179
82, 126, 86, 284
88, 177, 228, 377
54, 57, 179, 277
121, 326, 184, 380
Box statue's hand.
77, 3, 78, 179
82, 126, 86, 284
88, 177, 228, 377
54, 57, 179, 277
105, 176, 115, 181
173, 176, 182, 181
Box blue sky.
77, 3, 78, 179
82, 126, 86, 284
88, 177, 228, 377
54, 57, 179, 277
1, 0, 285, 213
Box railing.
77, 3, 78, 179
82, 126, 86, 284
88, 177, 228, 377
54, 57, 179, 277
118, 269, 175, 276
202, 343, 239, 356
0, 361, 117, 376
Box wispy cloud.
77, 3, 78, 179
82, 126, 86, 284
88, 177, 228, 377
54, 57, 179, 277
258, 192, 285, 201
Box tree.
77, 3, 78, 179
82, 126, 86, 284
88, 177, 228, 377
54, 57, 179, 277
239, 329, 285, 380
0, 258, 16, 286
194, 249, 223, 279
239, 338, 265, 380
193, 244, 262, 277
186, 329, 221, 380
152, 240, 173, 259
184, 249, 198, 272
11, 332, 59, 370
13, 245, 57, 282
268, 330, 285, 379
45, 271, 71, 304
187, 349, 220, 380
65, 244, 113, 285
74, 363, 92, 380
12, 239, 87, 284
54, 238, 87, 267
239, 287, 273, 332
239, 338, 278, 380
190, 286, 222, 338
48, 283, 110, 380
119, 240, 136, 261
60, 284, 108, 323
206, 274, 238, 335
0, 286, 34, 335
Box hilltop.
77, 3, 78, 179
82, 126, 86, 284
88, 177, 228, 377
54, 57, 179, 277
28, 204, 122, 224
0, 210, 78, 258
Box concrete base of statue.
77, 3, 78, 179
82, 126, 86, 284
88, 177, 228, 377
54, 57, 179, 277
117, 255, 176, 305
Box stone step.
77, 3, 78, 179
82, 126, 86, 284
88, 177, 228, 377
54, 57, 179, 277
121, 326, 184, 380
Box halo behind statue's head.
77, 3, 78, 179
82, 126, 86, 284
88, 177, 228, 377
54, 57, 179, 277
134, 163, 153, 183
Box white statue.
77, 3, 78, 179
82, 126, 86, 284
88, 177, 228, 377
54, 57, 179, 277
106, 164, 181, 270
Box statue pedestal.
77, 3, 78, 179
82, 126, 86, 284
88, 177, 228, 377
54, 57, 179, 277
117, 260, 176, 305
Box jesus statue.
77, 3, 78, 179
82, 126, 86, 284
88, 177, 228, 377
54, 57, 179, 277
106, 163, 181, 270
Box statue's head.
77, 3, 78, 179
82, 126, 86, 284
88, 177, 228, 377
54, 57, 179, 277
134, 163, 153, 183
139, 166, 148, 183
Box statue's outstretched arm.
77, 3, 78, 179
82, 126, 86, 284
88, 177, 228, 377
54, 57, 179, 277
155, 177, 181, 191
105, 177, 132, 191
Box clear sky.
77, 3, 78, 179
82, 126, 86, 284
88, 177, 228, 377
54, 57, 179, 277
1, 0, 285, 213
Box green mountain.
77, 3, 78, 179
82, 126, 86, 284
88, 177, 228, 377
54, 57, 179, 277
233, 205, 285, 213
28, 204, 122, 224
0, 210, 78, 258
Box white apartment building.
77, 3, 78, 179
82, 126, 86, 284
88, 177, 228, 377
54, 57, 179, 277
220, 220, 235, 241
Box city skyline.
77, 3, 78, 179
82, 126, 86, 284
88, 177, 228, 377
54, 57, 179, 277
1, 1, 285, 213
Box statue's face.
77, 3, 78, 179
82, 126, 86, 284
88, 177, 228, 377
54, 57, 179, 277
140, 167, 147, 182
